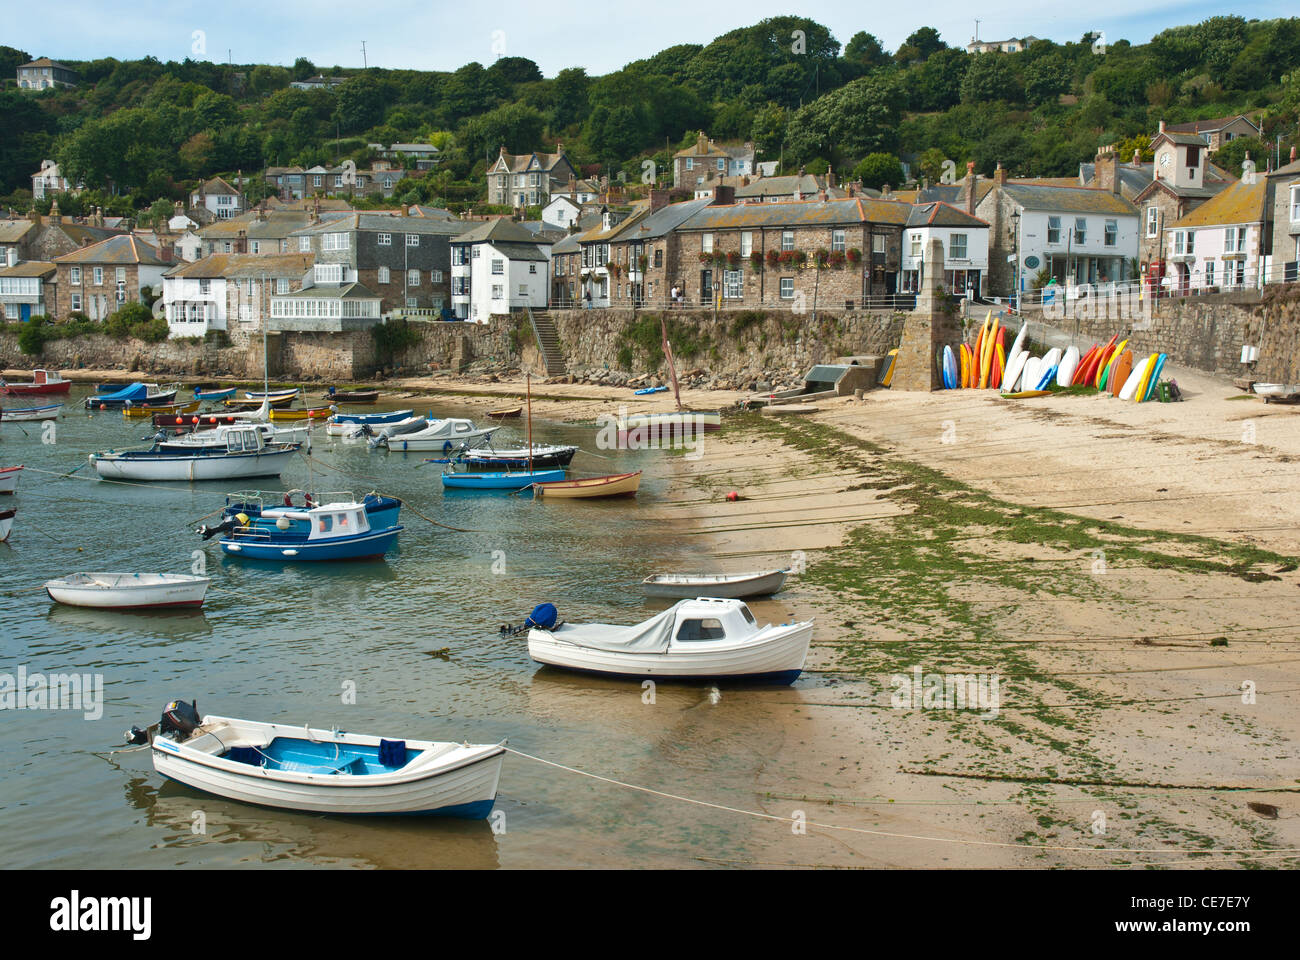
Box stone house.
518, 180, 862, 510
289, 212, 471, 318
1267, 154, 1300, 284
269, 265, 382, 332
733, 171, 849, 205
448, 218, 551, 323
486, 146, 578, 208
197, 206, 352, 257
162, 252, 314, 338
1163, 114, 1262, 153
1163, 177, 1272, 294
657, 192, 910, 309
672, 132, 755, 189
1130, 123, 1236, 269
32, 160, 77, 199
52, 235, 171, 321
16, 58, 77, 90
2, 208, 122, 264
602, 196, 714, 308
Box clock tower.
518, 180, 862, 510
1151, 121, 1205, 190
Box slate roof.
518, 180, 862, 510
676, 197, 912, 230
1171, 178, 1271, 229
0, 221, 35, 244
278, 281, 378, 300
290, 213, 471, 237
615, 198, 714, 241
733, 174, 843, 199
1164, 115, 1261, 136
1000, 183, 1137, 216
54, 234, 168, 265
0, 261, 55, 278
492, 150, 568, 174
905, 202, 989, 228
164, 253, 314, 279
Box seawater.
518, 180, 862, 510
0, 388, 812, 868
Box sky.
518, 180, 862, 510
7, 0, 1294, 76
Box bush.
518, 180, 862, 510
17, 316, 47, 355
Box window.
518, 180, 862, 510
949, 233, 968, 260
313, 175, 322, 187
1073, 218, 1086, 244
431, 270, 442, 283
251, 241, 260, 254
685, 158, 694, 170
93, 267, 103, 285
71, 293, 81, 311
1104, 219, 1117, 247
723, 269, 743, 299
406, 234, 419, 247
116, 282, 126, 303
1047, 216, 1061, 244
1224, 227, 1246, 253
676, 618, 726, 642
384, 177, 394, 189
1146, 207, 1159, 238
873, 234, 885, 254
322, 233, 350, 251
70, 267, 80, 286
334, 175, 343, 187
1205, 260, 1215, 286
491, 284, 503, 299
378, 266, 390, 284
378, 233, 391, 246
654, 248, 663, 268
314, 263, 343, 284
716, 158, 725, 171
406, 297, 417, 309
831, 229, 845, 252
779, 277, 795, 299
518, 283, 528, 296
1292, 186, 1300, 223
528, 264, 536, 274
781, 231, 794, 251
199, 279, 211, 294
491, 259, 504, 275
276, 278, 289, 295
299, 236, 311, 252
115, 267, 126, 283
471, 247, 480, 259
909, 234, 922, 258
407, 269, 419, 286
701, 233, 713, 253
740, 232, 752, 257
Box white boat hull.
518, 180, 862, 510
0, 509, 12, 542
152, 717, 505, 817
90, 447, 299, 481
0, 466, 20, 495
529, 620, 812, 683
641, 569, 788, 599
1, 405, 61, 421
385, 426, 500, 452
44, 573, 210, 609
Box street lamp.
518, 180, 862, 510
1009, 209, 1020, 312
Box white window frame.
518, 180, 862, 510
831, 229, 845, 252
407, 269, 420, 286
779, 277, 794, 299
949, 233, 968, 260
701, 233, 713, 253
740, 232, 753, 257
1104, 219, 1117, 247
1047, 216, 1061, 245
378, 266, 390, 284
378, 233, 391, 246
93, 267, 103, 285
1146, 207, 1159, 238
406, 234, 419, 247
70, 267, 81, 285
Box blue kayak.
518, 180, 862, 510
634, 385, 668, 395
441, 469, 565, 490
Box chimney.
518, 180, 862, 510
1158, 119, 1165, 135
1292, 146, 1297, 163
649, 188, 670, 212
1096, 149, 1120, 195
49, 199, 62, 225
401, 203, 409, 218
696, 131, 708, 153
826, 170, 836, 189
568, 174, 577, 196
28, 208, 40, 225
994, 162, 1007, 186
555, 142, 563, 156
847, 184, 856, 197
965, 161, 976, 215
818, 189, 827, 202
711, 185, 735, 206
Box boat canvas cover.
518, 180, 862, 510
96, 382, 148, 402
551, 603, 680, 653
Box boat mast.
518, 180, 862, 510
526, 372, 533, 474
661, 315, 682, 412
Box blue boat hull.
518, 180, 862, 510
220, 525, 402, 561
194, 388, 236, 401
441, 469, 565, 490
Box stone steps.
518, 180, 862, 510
528, 308, 567, 376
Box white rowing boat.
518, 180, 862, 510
0, 402, 62, 422
0, 506, 13, 542
44, 572, 211, 609
528, 597, 812, 683
136, 704, 505, 818
0, 464, 21, 495
640, 569, 788, 599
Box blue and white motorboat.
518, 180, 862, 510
201, 494, 402, 561
194, 386, 237, 401
324, 408, 414, 436
128, 700, 505, 818
217, 489, 402, 530
441, 468, 565, 491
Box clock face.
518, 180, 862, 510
1159, 151, 1172, 168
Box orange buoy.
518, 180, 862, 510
99, 404, 106, 410
726, 491, 739, 502
176, 416, 184, 424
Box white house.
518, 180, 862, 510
163, 252, 317, 337
162, 259, 229, 336
900, 202, 990, 297
270, 260, 382, 331
542, 195, 582, 230
1164, 176, 1271, 293
32, 160, 75, 200
191, 177, 246, 220
449, 218, 551, 322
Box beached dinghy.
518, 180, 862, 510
0, 506, 13, 542
0, 402, 62, 422
126, 700, 505, 818
0, 369, 71, 396
44, 572, 211, 609
526, 597, 813, 683
90, 427, 300, 482
532, 471, 641, 498
641, 569, 788, 599
0, 464, 22, 495
322, 387, 379, 404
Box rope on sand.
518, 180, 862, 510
500, 747, 1300, 857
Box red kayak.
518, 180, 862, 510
1, 369, 71, 396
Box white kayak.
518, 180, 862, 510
44, 572, 211, 609
528, 597, 812, 684
146, 710, 505, 818
1056, 345, 1081, 387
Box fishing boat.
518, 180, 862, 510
442, 468, 565, 490
268, 406, 331, 422
153, 421, 310, 451
0, 369, 71, 396
641, 569, 788, 599
486, 405, 522, 419
86, 382, 179, 409
193, 386, 237, 401
127, 700, 505, 818
322, 387, 379, 404
0, 402, 61, 422
0, 506, 13, 542
123, 399, 200, 419
44, 572, 211, 609
325, 409, 414, 436
379, 418, 500, 452
200, 495, 402, 561
447, 443, 578, 470
217, 490, 402, 531
0, 464, 21, 495
526, 597, 813, 684
532, 471, 641, 499
90, 427, 301, 482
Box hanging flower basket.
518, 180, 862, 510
726, 251, 741, 268
765, 249, 781, 267
750, 251, 765, 272
792, 250, 807, 268
828, 251, 846, 269
846, 248, 862, 264
698, 251, 712, 264
814, 248, 830, 268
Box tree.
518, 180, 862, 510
1024, 53, 1072, 105
961, 55, 1024, 104
913, 48, 969, 111
844, 32, 888, 71
852, 152, 904, 189
1212, 136, 1266, 176
551, 67, 591, 129
916, 147, 948, 183
487, 56, 543, 87
784, 75, 903, 163
291, 58, 316, 81
334, 75, 390, 133
895, 27, 945, 63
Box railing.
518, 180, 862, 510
546, 293, 917, 312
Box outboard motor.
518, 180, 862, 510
197, 513, 246, 540
500, 602, 560, 636
159, 699, 200, 740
